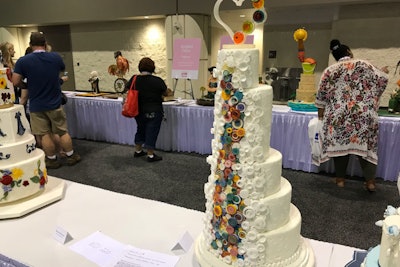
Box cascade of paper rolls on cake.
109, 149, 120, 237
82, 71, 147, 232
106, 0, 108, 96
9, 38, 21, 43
194, 46, 315, 266
0, 67, 48, 204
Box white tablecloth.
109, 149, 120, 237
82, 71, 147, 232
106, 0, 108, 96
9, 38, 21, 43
63, 94, 400, 181
0, 177, 363, 267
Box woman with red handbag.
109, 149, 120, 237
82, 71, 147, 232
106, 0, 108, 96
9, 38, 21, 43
126, 57, 172, 162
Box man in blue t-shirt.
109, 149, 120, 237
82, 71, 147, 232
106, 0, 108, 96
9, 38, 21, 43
12, 32, 80, 169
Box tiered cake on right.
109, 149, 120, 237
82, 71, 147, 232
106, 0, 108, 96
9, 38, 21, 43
296, 72, 317, 103
361, 206, 400, 267
287, 62, 318, 112
195, 45, 315, 267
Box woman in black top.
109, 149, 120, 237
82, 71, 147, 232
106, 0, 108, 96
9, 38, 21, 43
126, 57, 171, 162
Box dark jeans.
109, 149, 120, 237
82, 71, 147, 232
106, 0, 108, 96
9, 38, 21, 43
134, 111, 163, 150
333, 155, 377, 181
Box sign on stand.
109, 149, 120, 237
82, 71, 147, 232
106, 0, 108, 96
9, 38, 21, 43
172, 38, 202, 99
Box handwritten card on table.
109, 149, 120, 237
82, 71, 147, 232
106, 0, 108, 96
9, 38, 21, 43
69, 231, 125, 267
107, 245, 179, 267
69, 231, 179, 267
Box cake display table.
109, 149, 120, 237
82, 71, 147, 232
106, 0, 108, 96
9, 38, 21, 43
0, 177, 363, 267
63, 93, 400, 181
0, 177, 65, 219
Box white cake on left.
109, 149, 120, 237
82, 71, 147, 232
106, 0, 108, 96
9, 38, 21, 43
0, 104, 48, 203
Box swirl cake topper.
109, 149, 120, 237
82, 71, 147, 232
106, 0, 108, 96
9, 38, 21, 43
214, 0, 267, 45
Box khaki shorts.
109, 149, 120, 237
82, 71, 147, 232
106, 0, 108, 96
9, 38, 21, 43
30, 107, 68, 136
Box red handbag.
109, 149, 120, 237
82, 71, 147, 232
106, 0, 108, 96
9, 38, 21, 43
122, 75, 139, 118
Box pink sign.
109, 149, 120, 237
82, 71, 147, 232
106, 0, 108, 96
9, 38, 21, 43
172, 38, 202, 79
220, 35, 254, 49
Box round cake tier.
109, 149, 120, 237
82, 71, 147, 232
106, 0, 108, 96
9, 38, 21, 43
299, 73, 316, 84
206, 148, 282, 200
196, 205, 315, 267
296, 90, 316, 103
0, 104, 31, 144
0, 151, 47, 203
212, 84, 273, 163
0, 134, 38, 166
216, 48, 259, 89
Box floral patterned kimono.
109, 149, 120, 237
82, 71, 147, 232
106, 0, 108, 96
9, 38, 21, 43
314, 58, 388, 166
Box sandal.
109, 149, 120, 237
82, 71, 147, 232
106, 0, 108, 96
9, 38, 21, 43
335, 177, 345, 188
364, 179, 376, 192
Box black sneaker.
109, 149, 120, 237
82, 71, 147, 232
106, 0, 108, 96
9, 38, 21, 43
147, 154, 162, 162
45, 157, 61, 169
134, 150, 146, 157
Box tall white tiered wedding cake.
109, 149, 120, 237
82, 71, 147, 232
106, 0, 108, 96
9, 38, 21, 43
0, 67, 48, 204
194, 46, 315, 266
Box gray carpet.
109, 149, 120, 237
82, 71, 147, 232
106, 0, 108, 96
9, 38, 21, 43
48, 139, 400, 251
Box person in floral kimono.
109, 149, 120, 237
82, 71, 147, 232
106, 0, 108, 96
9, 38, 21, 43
315, 39, 389, 191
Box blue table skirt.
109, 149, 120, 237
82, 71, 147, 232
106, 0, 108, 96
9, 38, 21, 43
64, 95, 400, 181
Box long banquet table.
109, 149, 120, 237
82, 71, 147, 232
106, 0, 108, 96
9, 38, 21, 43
0, 177, 364, 267
63, 93, 400, 181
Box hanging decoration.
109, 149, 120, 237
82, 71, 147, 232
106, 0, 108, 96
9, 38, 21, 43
214, 0, 267, 45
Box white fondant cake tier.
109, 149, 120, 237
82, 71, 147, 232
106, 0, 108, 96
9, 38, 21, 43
0, 104, 48, 203
216, 47, 259, 90
195, 224, 316, 267
204, 175, 290, 234
0, 68, 15, 108
196, 46, 314, 266
0, 152, 47, 203
212, 84, 273, 163
206, 148, 282, 200
0, 105, 31, 143
198, 205, 307, 266
0, 134, 37, 165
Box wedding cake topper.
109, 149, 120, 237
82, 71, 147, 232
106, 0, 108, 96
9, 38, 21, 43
214, 0, 267, 44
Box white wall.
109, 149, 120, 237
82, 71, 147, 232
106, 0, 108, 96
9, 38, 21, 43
70, 19, 167, 92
